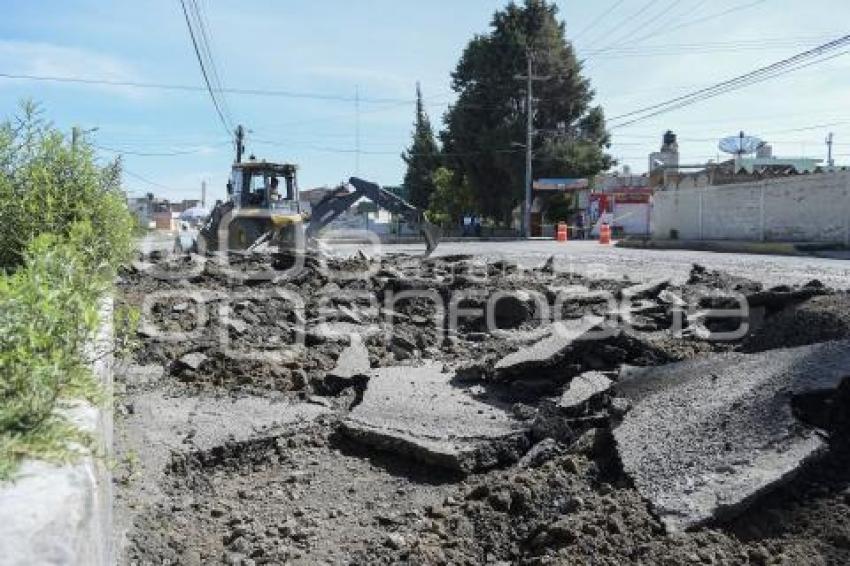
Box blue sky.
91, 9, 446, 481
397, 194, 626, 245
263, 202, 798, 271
1, 0, 848, 203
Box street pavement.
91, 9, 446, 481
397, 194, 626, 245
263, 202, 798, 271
326, 240, 850, 290
139, 231, 850, 290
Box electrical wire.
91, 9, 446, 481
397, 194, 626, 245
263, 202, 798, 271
622, 0, 768, 50
123, 168, 197, 192
584, 35, 837, 59
187, 0, 237, 128
251, 137, 525, 158
586, 0, 680, 58
178, 0, 231, 136
93, 142, 228, 156
571, 0, 627, 42
0, 74, 429, 108
611, 48, 850, 128
581, 0, 662, 51
608, 35, 850, 128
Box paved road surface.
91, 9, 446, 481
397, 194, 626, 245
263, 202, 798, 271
325, 240, 850, 290
138, 232, 850, 290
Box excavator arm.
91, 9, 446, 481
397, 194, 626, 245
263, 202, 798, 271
305, 177, 440, 254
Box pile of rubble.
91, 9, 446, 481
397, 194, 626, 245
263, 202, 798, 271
116, 249, 850, 565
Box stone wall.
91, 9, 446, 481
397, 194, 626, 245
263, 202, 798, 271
651, 170, 850, 243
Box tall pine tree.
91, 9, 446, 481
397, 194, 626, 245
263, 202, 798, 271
401, 83, 440, 209
441, 0, 612, 221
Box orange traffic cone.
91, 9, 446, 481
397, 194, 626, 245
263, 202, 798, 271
599, 223, 611, 245
556, 222, 568, 242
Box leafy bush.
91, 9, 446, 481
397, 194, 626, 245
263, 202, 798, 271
0, 226, 107, 478
0, 101, 134, 272
0, 102, 135, 479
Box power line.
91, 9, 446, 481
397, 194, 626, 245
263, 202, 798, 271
93, 142, 228, 156
612, 48, 850, 128
622, 0, 712, 50
571, 0, 626, 42
0, 71, 423, 105
764, 121, 850, 135
251, 137, 524, 158
123, 168, 194, 192
586, 0, 679, 58
582, 0, 662, 51
623, 0, 769, 52
186, 0, 235, 128
608, 35, 850, 128
583, 0, 768, 70
178, 0, 231, 135
584, 35, 837, 59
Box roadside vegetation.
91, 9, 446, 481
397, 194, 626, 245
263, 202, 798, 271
0, 101, 134, 480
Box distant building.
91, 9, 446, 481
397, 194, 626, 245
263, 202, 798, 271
659, 155, 825, 190
127, 196, 200, 230
648, 130, 680, 174
591, 171, 653, 236
170, 199, 201, 213
645, 129, 825, 191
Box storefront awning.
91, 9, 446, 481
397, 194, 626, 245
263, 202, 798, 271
533, 178, 588, 191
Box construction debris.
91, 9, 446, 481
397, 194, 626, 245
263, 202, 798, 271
619, 277, 670, 300
342, 364, 530, 473
116, 252, 850, 564
312, 335, 371, 395
493, 316, 605, 381
558, 371, 613, 413
614, 340, 850, 531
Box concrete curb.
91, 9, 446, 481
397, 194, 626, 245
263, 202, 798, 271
615, 239, 848, 257
0, 298, 114, 566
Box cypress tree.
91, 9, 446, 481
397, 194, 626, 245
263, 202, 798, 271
401, 83, 440, 209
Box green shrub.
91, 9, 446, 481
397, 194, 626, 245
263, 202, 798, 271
0, 101, 134, 272
0, 101, 135, 479
0, 226, 107, 478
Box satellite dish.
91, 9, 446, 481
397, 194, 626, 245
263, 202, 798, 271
719, 131, 764, 155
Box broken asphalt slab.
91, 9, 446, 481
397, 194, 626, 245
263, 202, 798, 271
313, 335, 371, 395
558, 371, 613, 414
341, 364, 530, 473
128, 392, 331, 455
614, 339, 850, 532
619, 278, 670, 300
492, 316, 605, 381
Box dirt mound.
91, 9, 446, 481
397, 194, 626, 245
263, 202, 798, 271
357, 440, 848, 565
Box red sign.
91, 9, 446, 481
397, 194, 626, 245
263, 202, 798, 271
612, 190, 652, 204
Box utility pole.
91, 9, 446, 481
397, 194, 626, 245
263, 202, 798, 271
523, 54, 533, 239
201, 180, 207, 208
235, 125, 245, 163
827, 132, 835, 167
71, 125, 98, 149
514, 48, 549, 238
